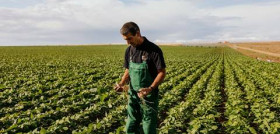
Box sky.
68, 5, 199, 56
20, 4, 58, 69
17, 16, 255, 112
0, 0, 279, 46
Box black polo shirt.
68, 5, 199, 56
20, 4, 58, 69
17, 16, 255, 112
124, 37, 166, 79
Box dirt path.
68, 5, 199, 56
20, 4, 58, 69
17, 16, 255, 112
229, 45, 280, 57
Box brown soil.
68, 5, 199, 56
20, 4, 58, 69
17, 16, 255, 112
228, 42, 280, 63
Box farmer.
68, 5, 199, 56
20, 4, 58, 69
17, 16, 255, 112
114, 21, 166, 134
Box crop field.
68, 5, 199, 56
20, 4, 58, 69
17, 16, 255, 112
228, 42, 280, 63
0, 45, 280, 134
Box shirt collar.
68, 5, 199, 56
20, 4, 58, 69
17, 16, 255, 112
137, 36, 148, 48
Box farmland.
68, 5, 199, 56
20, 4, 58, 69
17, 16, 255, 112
228, 42, 280, 62
0, 45, 280, 134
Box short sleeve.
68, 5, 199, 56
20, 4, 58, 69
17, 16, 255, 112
123, 47, 130, 69
152, 48, 166, 70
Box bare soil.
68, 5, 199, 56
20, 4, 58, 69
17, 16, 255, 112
228, 42, 280, 63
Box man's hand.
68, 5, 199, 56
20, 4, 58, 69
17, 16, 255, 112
114, 83, 124, 92
137, 87, 153, 98
115, 69, 129, 92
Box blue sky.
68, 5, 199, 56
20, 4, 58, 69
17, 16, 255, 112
0, 0, 279, 45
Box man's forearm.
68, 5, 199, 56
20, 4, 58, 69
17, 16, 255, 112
120, 69, 129, 85
150, 69, 166, 89
137, 69, 166, 98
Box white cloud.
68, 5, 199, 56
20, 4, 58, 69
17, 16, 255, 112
209, 1, 280, 41
0, 0, 279, 45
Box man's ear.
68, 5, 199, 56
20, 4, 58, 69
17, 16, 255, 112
136, 31, 141, 37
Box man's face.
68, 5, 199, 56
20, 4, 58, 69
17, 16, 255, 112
122, 33, 140, 47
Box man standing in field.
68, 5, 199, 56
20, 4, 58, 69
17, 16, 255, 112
115, 21, 166, 134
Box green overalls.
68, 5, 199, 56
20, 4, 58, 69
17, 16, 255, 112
126, 52, 159, 134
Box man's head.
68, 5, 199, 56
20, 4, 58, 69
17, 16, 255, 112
120, 22, 143, 47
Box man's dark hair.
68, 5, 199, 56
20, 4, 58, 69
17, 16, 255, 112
120, 22, 140, 36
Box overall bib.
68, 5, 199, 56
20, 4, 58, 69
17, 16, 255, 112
126, 54, 159, 134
